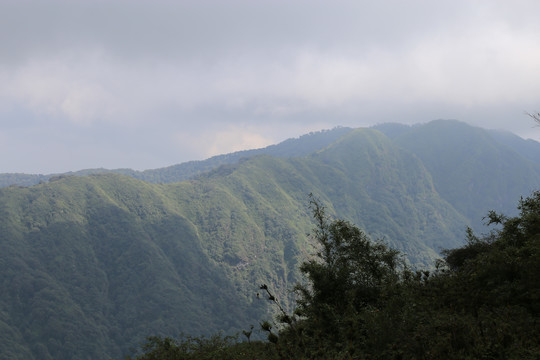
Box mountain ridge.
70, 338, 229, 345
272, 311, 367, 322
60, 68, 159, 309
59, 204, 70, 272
1, 120, 540, 359
0, 127, 354, 188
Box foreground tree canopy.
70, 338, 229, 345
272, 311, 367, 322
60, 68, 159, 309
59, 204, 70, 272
130, 192, 540, 359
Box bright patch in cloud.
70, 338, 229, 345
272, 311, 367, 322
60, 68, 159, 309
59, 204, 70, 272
173, 126, 274, 160
1, 0, 540, 173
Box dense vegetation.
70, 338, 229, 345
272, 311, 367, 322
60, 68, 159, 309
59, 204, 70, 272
376, 121, 540, 231
131, 192, 540, 359
1, 120, 540, 358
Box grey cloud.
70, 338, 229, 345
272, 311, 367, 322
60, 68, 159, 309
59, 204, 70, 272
0, 1, 485, 62
1, 0, 540, 173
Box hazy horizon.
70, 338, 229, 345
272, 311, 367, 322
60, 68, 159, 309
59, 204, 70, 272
2, 0, 540, 173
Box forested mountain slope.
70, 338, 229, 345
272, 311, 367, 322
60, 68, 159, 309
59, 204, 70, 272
0, 175, 263, 359
488, 128, 540, 165
374, 120, 540, 231
1, 121, 540, 359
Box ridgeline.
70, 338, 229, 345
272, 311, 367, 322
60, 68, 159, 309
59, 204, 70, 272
1, 120, 539, 359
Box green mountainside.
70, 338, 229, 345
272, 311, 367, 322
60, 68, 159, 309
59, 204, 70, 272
0, 175, 273, 359
488, 128, 540, 165
1, 121, 539, 359
374, 120, 540, 231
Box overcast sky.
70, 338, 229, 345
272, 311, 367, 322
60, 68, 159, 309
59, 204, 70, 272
1, 0, 540, 174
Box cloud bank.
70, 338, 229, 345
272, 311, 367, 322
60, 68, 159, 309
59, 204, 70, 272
1, 0, 540, 173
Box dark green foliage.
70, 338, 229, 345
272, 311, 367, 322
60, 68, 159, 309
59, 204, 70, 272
265, 193, 540, 359
286, 199, 403, 358
299, 198, 400, 321
391, 192, 540, 359
123, 192, 539, 359
127, 334, 279, 360
439, 192, 540, 315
